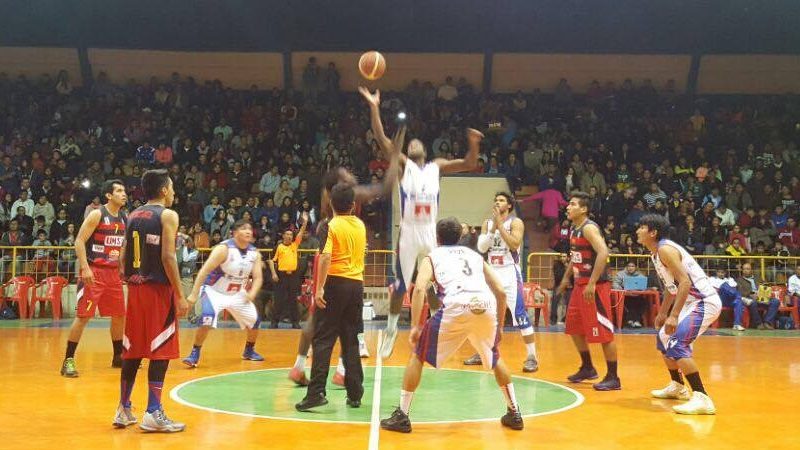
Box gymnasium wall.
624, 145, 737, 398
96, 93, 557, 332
1, 47, 799, 95
291, 52, 484, 91
0, 47, 82, 85
87, 49, 284, 89
697, 55, 800, 94
491, 54, 691, 93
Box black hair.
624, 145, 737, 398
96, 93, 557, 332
232, 219, 252, 232
436, 217, 462, 246
495, 191, 515, 209
102, 179, 125, 199
570, 191, 592, 212
141, 169, 171, 200
330, 182, 355, 214
639, 213, 671, 240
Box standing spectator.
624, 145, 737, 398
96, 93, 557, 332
302, 57, 321, 103
518, 188, 567, 231
267, 213, 309, 329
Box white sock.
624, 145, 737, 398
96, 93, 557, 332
525, 342, 537, 359
293, 355, 306, 370
388, 313, 399, 331
400, 390, 414, 414
500, 383, 518, 412
357, 332, 365, 345
336, 357, 345, 375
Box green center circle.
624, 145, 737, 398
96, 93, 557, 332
171, 367, 583, 424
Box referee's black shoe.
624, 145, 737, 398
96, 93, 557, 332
381, 407, 412, 433
295, 394, 328, 412
501, 407, 524, 430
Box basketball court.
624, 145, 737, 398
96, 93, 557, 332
3, 320, 797, 449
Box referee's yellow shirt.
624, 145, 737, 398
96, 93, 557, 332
273, 234, 301, 272
323, 215, 366, 281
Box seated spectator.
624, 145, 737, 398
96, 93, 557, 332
154, 142, 174, 166
0, 219, 29, 276
714, 203, 736, 228
777, 217, 800, 253
678, 215, 704, 254
31, 229, 54, 276
274, 180, 294, 207
625, 199, 646, 230
83, 195, 102, 219
725, 238, 747, 257
209, 209, 233, 239
57, 223, 77, 277
770, 205, 788, 230
33, 195, 55, 227
255, 215, 274, 248
611, 261, 651, 328
190, 222, 210, 249
643, 183, 667, 208
203, 195, 223, 226
12, 206, 34, 236
736, 262, 779, 330
135, 141, 156, 166
275, 211, 296, 240
709, 269, 746, 331
210, 230, 223, 246
296, 199, 317, 229
11, 190, 34, 217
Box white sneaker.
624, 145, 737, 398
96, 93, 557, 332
359, 340, 370, 358
139, 409, 186, 432
673, 391, 716, 415
733, 324, 746, 331
651, 381, 691, 400
112, 404, 137, 428
380, 327, 398, 359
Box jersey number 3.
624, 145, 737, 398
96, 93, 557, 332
131, 230, 141, 268
461, 258, 473, 276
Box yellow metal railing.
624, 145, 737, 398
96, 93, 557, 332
526, 252, 800, 289
0, 246, 396, 288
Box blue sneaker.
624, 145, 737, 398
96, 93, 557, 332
182, 348, 200, 368
242, 347, 264, 361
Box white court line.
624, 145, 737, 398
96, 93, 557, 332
367, 332, 384, 450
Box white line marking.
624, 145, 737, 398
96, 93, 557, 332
367, 332, 384, 450
169, 365, 585, 424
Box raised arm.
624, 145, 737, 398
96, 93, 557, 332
359, 87, 407, 167
434, 128, 483, 174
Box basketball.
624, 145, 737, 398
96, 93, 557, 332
358, 51, 386, 80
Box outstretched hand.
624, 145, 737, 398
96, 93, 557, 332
466, 128, 485, 142
358, 86, 380, 107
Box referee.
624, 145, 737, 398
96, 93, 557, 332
296, 183, 366, 411
268, 213, 308, 329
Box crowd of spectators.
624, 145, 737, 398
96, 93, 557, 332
1, 64, 800, 270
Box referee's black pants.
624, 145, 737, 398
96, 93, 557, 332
275, 270, 300, 324
308, 275, 364, 401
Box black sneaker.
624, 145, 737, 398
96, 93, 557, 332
567, 366, 599, 383
501, 408, 524, 430
592, 376, 622, 391
111, 354, 123, 368
346, 398, 361, 408
380, 407, 412, 433
295, 394, 328, 412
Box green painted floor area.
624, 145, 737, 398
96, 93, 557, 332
171, 367, 582, 423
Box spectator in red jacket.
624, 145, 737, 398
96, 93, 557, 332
777, 217, 800, 252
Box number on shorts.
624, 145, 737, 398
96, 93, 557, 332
86, 300, 93, 312
132, 230, 141, 268
461, 258, 472, 276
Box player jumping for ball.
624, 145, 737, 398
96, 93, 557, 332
359, 86, 484, 359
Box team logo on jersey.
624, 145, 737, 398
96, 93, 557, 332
592, 327, 599, 337
202, 316, 213, 326
146, 234, 161, 245
92, 244, 104, 253
104, 235, 125, 247
108, 249, 120, 261
468, 297, 488, 315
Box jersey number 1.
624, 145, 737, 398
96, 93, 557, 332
132, 231, 141, 268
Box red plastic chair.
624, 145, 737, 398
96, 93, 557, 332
523, 282, 550, 327
1, 276, 36, 319
30, 276, 69, 319
771, 286, 799, 329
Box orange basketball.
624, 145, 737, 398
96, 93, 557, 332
358, 51, 386, 81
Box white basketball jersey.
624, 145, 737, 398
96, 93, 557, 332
399, 162, 440, 227
204, 239, 260, 294
486, 217, 521, 268
651, 240, 718, 303
428, 246, 492, 303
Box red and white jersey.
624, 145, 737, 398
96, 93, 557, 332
87, 205, 126, 268
399, 162, 440, 227
428, 245, 492, 304
203, 239, 260, 294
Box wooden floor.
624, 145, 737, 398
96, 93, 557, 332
2, 322, 798, 450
